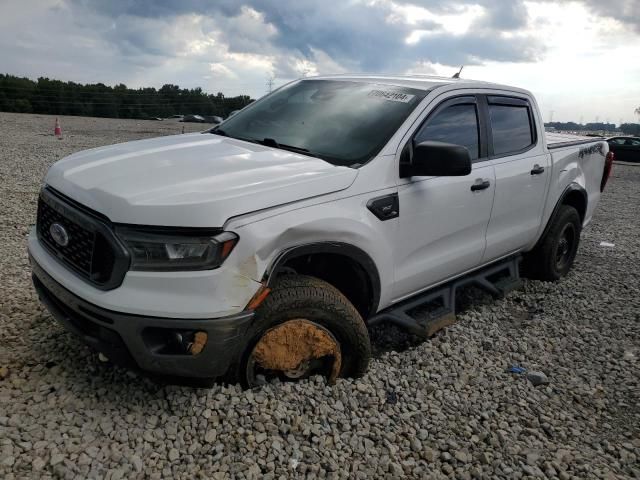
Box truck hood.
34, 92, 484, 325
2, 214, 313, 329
45, 133, 358, 227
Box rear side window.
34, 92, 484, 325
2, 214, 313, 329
415, 104, 479, 160
489, 101, 534, 156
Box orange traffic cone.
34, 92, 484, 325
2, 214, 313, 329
54, 118, 62, 139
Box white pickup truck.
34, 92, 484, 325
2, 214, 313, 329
29, 75, 614, 387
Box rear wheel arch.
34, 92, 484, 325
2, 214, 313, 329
539, 183, 587, 242
264, 242, 381, 319
561, 184, 587, 224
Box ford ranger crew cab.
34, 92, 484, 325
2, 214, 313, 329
29, 75, 614, 387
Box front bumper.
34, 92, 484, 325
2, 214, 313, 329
28, 226, 262, 319
31, 257, 254, 379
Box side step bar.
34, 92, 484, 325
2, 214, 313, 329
368, 255, 522, 338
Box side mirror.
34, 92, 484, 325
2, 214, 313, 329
402, 141, 472, 177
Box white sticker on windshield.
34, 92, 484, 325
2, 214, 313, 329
368, 90, 415, 103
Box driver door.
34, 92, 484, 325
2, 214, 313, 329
393, 96, 496, 301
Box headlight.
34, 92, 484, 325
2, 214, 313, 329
115, 227, 238, 271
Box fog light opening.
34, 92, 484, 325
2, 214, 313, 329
142, 328, 208, 355
188, 331, 208, 355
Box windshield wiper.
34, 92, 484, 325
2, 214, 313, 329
210, 133, 322, 159
259, 138, 321, 158
210, 127, 227, 136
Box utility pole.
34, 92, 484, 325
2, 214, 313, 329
266, 75, 275, 94
579, 115, 584, 126
549, 110, 555, 123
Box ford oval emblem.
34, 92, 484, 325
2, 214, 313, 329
49, 223, 69, 247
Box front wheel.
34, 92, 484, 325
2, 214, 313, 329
523, 205, 582, 281
233, 275, 371, 388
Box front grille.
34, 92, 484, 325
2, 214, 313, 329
36, 187, 129, 290
38, 198, 95, 276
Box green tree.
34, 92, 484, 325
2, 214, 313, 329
0, 74, 254, 119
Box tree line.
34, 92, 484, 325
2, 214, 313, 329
0, 74, 254, 119
545, 121, 640, 136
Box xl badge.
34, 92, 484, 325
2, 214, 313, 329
49, 223, 69, 247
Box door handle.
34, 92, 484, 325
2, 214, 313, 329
470, 179, 491, 191
531, 164, 545, 175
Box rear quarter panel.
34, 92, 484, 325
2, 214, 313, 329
532, 140, 607, 248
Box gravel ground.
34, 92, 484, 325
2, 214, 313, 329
0, 112, 638, 479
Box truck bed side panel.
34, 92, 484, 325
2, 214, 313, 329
531, 140, 607, 249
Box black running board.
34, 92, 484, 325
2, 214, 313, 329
368, 256, 522, 338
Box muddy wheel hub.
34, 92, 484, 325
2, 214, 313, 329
247, 319, 342, 386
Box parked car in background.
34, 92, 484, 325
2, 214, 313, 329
180, 114, 206, 123
607, 136, 640, 162
204, 115, 223, 124
170, 114, 183, 119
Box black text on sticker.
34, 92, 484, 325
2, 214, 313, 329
368, 90, 415, 103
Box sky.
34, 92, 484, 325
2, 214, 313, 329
1, 0, 639, 123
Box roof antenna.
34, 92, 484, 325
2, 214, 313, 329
452, 66, 464, 79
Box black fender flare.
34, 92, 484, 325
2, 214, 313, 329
537, 182, 587, 245
264, 242, 381, 315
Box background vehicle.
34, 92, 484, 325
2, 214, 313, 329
180, 114, 206, 123
607, 136, 640, 162
28, 75, 613, 387
203, 115, 223, 124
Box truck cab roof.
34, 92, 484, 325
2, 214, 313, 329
308, 73, 531, 96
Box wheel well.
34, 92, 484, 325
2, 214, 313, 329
271, 251, 378, 319
562, 189, 587, 223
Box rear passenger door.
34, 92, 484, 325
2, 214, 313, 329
482, 95, 551, 262
393, 96, 496, 300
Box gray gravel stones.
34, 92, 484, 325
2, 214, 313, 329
526, 371, 550, 386
1, 112, 639, 479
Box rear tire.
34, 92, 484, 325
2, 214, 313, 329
523, 205, 582, 281
232, 275, 371, 388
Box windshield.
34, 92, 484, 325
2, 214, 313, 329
215, 80, 427, 167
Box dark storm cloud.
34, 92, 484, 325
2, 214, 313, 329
67, 0, 543, 71
580, 0, 639, 33
476, 0, 528, 30
60, 0, 640, 77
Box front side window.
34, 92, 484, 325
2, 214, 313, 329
215, 80, 427, 167
489, 103, 534, 156
414, 103, 480, 160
